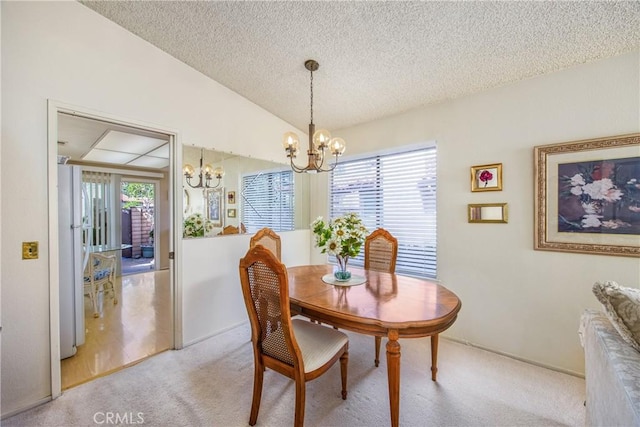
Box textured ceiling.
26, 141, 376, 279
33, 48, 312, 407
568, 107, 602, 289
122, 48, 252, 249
80, 1, 640, 132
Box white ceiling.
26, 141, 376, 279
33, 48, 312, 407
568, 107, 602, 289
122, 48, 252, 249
57, 113, 170, 168
79, 1, 640, 132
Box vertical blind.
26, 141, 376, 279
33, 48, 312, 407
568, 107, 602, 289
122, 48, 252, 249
82, 171, 114, 247
241, 169, 295, 233
330, 145, 437, 278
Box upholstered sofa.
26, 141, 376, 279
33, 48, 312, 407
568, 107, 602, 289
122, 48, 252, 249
580, 308, 640, 426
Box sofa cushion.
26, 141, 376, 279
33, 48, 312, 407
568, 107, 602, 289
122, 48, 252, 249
592, 281, 640, 352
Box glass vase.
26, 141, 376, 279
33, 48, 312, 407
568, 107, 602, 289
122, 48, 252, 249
334, 254, 351, 281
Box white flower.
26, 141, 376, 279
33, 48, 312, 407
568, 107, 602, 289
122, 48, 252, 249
570, 174, 585, 186
326, 238, 341, 255
581, 214, 603, 228
582, 178, 622, 202
570, 186, 583, 196
602, 220, 631, 229
581, 202, 598, 215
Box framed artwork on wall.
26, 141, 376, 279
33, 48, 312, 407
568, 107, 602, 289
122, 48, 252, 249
228, 208, 237, 218
206, 187, 224, 228
227, 191, 236, 204
534, 133, 640, 257
471, 163, 502, 192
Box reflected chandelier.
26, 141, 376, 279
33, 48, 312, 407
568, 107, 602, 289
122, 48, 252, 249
183, 148, 224, 189
283, 60, 346, 173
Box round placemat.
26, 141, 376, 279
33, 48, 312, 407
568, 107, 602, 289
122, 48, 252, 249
321, 274, 366, 287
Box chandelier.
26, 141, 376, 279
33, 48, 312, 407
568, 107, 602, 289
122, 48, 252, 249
283, 60, 346, 173
183, 148, 224, 189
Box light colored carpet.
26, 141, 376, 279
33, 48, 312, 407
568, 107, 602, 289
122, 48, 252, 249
5, 322, 585, 426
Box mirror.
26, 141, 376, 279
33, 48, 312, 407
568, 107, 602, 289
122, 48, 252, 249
182, 145, 309, 237
468, 203, 508, 223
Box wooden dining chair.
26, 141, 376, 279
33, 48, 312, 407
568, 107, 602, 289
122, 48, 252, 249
364, 228, 398, 367
249, 227, 281, 260
239, 245, 349, 427
218, 225, 239, 235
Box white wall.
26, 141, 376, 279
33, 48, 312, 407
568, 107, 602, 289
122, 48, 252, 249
0, 2, 301, 416
314, 51, 640, 375
182, 230, 310, 346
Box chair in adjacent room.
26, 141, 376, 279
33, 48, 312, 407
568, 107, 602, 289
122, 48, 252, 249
249, 227, 281, 260
239, 245, 349, 427
84, 252, 117, 318
218, 225, 239, 235
364, 228, 398, 367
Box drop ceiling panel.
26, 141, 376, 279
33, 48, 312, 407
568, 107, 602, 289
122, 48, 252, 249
128, 156, 170, 169
96, 131, 168, 155
83, 149, 139, 164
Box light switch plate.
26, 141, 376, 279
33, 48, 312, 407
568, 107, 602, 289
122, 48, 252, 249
22, 241, 39, 259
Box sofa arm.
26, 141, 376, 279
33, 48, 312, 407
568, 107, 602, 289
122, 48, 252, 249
581, 309, 640, 427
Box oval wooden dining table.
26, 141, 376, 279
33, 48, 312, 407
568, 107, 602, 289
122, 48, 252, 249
287, 264, 462, 427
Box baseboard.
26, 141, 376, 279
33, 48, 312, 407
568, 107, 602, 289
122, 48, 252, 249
442, 336, 585, 379
182, 320, 248, 348
1, 396, 52, 420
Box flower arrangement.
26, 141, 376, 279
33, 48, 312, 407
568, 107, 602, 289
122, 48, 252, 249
183, 213, 215, 238
311, 212, 368, 276
559, 160, 640, 232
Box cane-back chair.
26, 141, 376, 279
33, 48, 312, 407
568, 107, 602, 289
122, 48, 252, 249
364, 228, 398, 367
239, 245, 349, 426
249, 227, 281, 260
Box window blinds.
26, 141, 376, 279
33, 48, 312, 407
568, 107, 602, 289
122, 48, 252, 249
82, 171, 114, 247
241, 170, 295, 233
330, 146, 437, 278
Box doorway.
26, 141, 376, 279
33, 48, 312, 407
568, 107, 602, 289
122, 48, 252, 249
49, 101, 178, 395
121, 179, 158, 276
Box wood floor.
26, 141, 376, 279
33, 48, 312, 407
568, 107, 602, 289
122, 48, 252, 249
61, 269, 172, 390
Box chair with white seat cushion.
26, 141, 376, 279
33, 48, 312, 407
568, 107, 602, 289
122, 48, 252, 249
364, 228, 398, 367
84, 252, 117, 317
239, 244, 349, 427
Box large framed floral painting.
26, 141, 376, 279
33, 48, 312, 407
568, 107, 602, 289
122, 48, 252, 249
534, 133, 640, 257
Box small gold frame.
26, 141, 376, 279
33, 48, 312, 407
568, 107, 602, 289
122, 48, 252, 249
468, 203, 508, 223
471, 163, 503, 192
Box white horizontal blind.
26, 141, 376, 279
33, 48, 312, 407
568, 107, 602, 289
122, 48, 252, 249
241, 170, 295, 233
330, 146, 437, 278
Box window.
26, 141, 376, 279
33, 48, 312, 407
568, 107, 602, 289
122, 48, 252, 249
241, 169, 295, 233
330, 145, 437, 278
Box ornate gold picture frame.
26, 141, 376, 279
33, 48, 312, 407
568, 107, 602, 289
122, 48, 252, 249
534, 133, 640, 257
468, 203, 508, 223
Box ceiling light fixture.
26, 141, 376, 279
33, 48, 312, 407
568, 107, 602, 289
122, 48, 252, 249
283, 60, 346, 174
183, 148, 224, 189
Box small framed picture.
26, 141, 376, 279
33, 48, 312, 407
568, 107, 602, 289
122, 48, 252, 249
227, 208, 236, 218
471, 163, 503, 192
205, 187, 224, 227
227, 191, 236, 204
